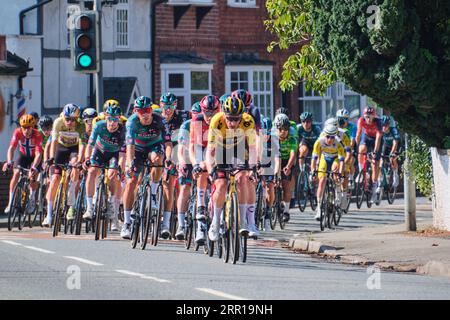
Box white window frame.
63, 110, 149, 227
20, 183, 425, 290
115, 0, 129, 49
225, 65, 273, 119
161, 63, 213, 110
227, 0, 257, 8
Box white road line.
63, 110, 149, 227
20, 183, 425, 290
23, 246, 55, 254
115, 269, 171, 283
1, 240, 23, 246
63, 256, 104, 266
195, 288, 249, 300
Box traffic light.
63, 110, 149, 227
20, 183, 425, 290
70, 11, 98, 73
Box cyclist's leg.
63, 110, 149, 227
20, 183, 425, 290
280, 159, 294, 222
5, 154, 27, 212
358, 134, 369, 171
263, 176, 275, 228
106, 152, 120, 217
176, 165, 192, 238
298, 141, 310, 171
67, 148, 80, 219
123, 149, 146, 225
206, 169, 227, 242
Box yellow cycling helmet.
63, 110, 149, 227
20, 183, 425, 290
103, 99, 120, 111
223, 97, 245, 116
20, 114, 36, 128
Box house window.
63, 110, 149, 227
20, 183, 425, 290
228, 0, 257, 7
116, 0, 129, 48
226, 66, 273, 119
343, 84, 364, 119
300, 83, 331, 125
161, 64, 213, 110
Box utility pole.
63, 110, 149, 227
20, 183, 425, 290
404, 133, 417, 231
94, 0, 103, 113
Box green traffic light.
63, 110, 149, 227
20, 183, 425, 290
78, 54, 93, 68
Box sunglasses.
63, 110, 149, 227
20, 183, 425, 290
65, 117, 76, 123
162, 104, 176, 110
278, 127, 289, 132
22, 126, 33, 130
106, 116, 120, 123
225, 116, 242, 123
135, 107, 152, 115
302, 120, 312, 123
203, 110, 216, 118
326, 135, 336, 139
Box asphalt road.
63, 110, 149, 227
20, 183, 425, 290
1, 198, 449, 300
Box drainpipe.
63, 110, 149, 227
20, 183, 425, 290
151, 0, 168, 101
20, 0, 53, 35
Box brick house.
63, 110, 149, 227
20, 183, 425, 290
154, 0, 369, 123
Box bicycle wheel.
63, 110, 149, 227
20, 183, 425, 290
74, 179, 85, 235
8, 184, 22, 231
296, 171, 307, 212
19, 185, 30, 230
52, 183, 64, 237
94, 183, 105, 241
355, 172, 365, 209
141, 186, 151, 250
366, 175, 373, 208
185, 203, 195, 250
230, 192, 240, 264
151, 183, 164, 247
255, 181, 264, 228
319, 188, 328, 231
32, 184, 44, 227
278, 188, 286, 230
386, 167, 397, 204
240, 235, 247, 263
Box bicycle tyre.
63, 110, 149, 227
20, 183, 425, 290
319, 188, 328, 231
231, 192, 240, 264
151, 183, 164, 247
52, 183, 64, 237
8, 184, 22, 231
141, 186, 151, 250
297, 171, 307, 212
94, 182, 105, 241
355, 172, 365, 209
387, 167, 397, 204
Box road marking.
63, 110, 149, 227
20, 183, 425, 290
1, 240, 23, 246
23, 246, 55, 254
115, 269, 171, 283
195, 288, 248, 300
63, 256, 104, 266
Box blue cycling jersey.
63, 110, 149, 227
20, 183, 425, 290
126, 113, 170, 152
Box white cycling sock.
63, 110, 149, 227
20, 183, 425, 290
197, 189, 206, 207
7, 192, 13, 207
124, 210, 132, 225
239, 204, 247, 228
246, 204, 256, 227
47, 201, 53, 220
213, 207, 223, 226
163, 211, 172, 228
178, 212, 185, 228
86, 197, 93, 211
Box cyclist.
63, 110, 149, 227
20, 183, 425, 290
311, 122, 345, 220
379, 115, 401, 188
297, 111, 322, 172
43, 104, 86, 227
2, 114, 43, 214
156, 92, 190, 239
336, 108, 357, 187
175, 102, 202, 240
38, 115, 53, 165
121, 96, 171, 239
83, 105, 125, 232
219, 93, 231, 111
206, 97, 258, 241
231, 89, 261, 131
258, 117, 275, 230
29, 111, 40, 129
355, 106, 384, 203
82, 108, 98, 140
272, 113, 298, 223
189, 95, 221, 244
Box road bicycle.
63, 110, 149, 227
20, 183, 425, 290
6, 166, 34, 231
296, 157, 317, 212
355, 153, 375, 209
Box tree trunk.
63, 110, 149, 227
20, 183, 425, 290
431, 148, 450, 231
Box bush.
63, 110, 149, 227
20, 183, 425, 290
403, 135, 433, 197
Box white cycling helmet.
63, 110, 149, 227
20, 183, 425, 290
336, 108, 350, 119
324, 117, 338, 127
323, 123, 338, 136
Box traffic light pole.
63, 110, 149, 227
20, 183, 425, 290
94, 0, 103, 113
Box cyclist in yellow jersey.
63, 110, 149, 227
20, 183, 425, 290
92, 99, 128, 127
311, 122, 345, 221
206, 97, 258, 240
43, 104, 86, 227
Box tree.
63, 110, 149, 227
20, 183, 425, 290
266, 0, 450, 148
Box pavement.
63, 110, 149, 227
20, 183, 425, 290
288, 198, 450, 279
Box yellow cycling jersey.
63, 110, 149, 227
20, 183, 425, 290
319, 128, 351, 152
208, 112, 256, 149
92, 112, 128, 127
52, 116, 87, 148
312, 136, 345, 161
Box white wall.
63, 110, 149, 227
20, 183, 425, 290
431, 148, 450, 231
0, 0, 37, 35
0, 76, 20, 161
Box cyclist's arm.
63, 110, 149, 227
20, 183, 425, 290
32, 150, 42, 170
205, 145, 215, 174
274, 156, 281, 176
126, 144, 135, 169
374, 130, 383, 154
355, 118, 363, 146
286, 150, 296, 171
311, 139, 321, 172
6, 145, 15, 165
43, 141, 51, 163
77, 144, 85, 164
165, 141, 173, 163
49, 139, 57, 162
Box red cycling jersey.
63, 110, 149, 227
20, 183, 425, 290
189, 114, 210, 149
357, 117, 382, 139
10, 128, 43, 158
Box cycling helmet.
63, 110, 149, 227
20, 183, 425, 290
381, 115, 391, 125
200, 95, 220, 112
275, 107, 291, 118
20, 114, 36, 128
38, 115, 53, 130
105, 105, 122, 117
363, 106, 376, 116
29, 111, 39, 123
219, 94, 231, 107
223, 97, 245, 116
231, 89, 252, 107
324, 117, 338, 127
191, 102, 201, 115
273, 113, 290, 130
103, 99, 120, 111
63, 103, 81, 118
134, 96, 152, 109
323, 123, 338, 136
336, 108, 350, 119
160, 92, 177, 106
300, 111, 313, 122
261, 117, 272, 133
82, 108, 98, 120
